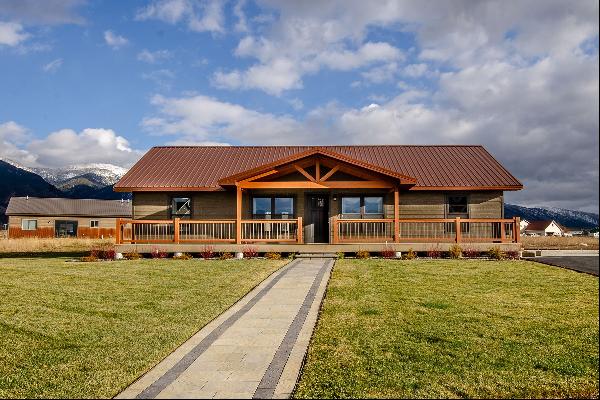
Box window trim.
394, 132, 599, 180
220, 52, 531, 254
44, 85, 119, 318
251, 195, 296, 219
90, 220, 99, 228
340, 195, 385, 219
170, 196, 192, 219
21, 219, 37, 230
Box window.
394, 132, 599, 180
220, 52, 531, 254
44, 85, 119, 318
171, 197, 191, 218
448, 195, 468, 215
90, 220, 99, 228
364, 197, 383, 214
341, 196, 384, 218
21, 219, 37, 230
341, 197, 360, 214
252, 197, 294, 219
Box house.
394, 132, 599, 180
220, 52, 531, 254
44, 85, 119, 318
6, 197, 132, 239
522, 220, 566, 237
113, 145, 523, 252
520, 218, 530, 233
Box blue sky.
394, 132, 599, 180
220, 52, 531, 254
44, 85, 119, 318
0, 0, 598, 212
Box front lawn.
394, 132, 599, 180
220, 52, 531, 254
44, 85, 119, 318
0, 257, 286, 398
295, 259, 599, 399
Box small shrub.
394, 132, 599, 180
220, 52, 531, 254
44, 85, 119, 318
219, 252, 234, 260
150, 247, 168, 259
427, 247, 443, 258
199, 245, 215, 259
336, 251, 345, 260
243, 246, 259, 259
89, 246, 115, 260
287, 252, 297, 259
505, 250, 519, 260
448, 244, 462, 259
487, 246, 505, 260
463, 247, 481, 258
380, 245, 396, 259
355, 250, 370, 259
124, 251, 143, 260
173, 252, 193, 260
80, 255, 98, 262
265, 252, 282, 260
402, 248, 417, 260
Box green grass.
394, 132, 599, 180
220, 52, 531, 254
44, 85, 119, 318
294, 259, 599, 399
0, 257, 286, 398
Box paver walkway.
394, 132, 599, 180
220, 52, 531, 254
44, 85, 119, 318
117, 258, 333, 399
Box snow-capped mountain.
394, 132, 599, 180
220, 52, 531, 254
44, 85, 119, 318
33, 163, 128, 187
505, 204, 599, 229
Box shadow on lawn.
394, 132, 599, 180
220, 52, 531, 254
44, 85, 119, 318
0, 251, 88, 259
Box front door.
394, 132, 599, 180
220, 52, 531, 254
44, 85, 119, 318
305, 195, 329, 243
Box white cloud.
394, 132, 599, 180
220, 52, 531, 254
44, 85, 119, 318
0, 0, 85, 25
213, 41, 403, 95
233, 0, 248, 32
42, 57, 63, 72
137, 49, 172, 63
104, 30, 128, 49
135, 0, 224, 33
142, 69, 175, 89
141, 94, 312, 144
28, 128, 143, 168
0, 21, 29, 46
0, 122, 143, 168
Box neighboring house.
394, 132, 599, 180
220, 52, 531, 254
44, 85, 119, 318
522, 220, 567, 237
114, 145, 523, 250
520, 218, 530, 233
6, 197, 132, 239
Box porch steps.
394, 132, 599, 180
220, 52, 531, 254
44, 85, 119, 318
296, 252, 337, 259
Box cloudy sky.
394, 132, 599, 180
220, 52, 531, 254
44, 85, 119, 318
0, 0, 598, 212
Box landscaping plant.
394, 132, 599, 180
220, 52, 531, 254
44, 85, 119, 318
150, 247, 168, 259
487, 246, 505, 260
426, 246, 443, 258
402, 248, 417, 260
173, 253, 193, 260
265, 252, 282, 260
463, 247, 481, 258
242, 246, 259, 259
448, 244, 462, 259
380, 245, 396, 259
199, 245, 215, 259
355, 250, 370, 259
219, 252, 234, 260
124, 251, 143, 260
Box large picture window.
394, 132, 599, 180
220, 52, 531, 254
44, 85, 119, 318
252, 196, 294, 219
171, 197, 191, 218
341, 196, 384, 218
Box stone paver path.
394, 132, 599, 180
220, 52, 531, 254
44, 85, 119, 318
117, 258, 333, 399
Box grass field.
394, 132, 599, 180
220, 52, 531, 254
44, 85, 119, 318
295, 259, 599, 399
521, 235, 599, 250
0, 238, 113, 254
0, 257, 286, 398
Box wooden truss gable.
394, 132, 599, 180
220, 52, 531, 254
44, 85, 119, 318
219, 148, 417, 190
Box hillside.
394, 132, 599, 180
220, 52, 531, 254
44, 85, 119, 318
505, 203, 599, 229
0, 160, 64, 224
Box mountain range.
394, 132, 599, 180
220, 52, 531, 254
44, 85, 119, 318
0, 159, 598, 229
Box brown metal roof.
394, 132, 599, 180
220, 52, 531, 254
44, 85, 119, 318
114, 145, 523, 191
524, 220, 566, 232
6, 197, 132, 217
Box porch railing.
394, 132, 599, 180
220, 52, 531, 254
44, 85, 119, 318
116, 217, 519, 245
116, 217, 303, 244
333, 217, 520, 244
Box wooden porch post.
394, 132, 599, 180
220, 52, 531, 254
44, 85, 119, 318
236, 186, 242, 244
174, 217, 180, 244
394, 187, 399, 243
500, 219, 506, 243
455, 217, 462, 243
297, 217, 303, 244
332, 216, 339, 244
514, 217, 521, 243
116, 218, 121, 244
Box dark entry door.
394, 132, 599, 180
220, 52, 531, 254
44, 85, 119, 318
55, 220, 78, 238
306, 195, 329, 243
